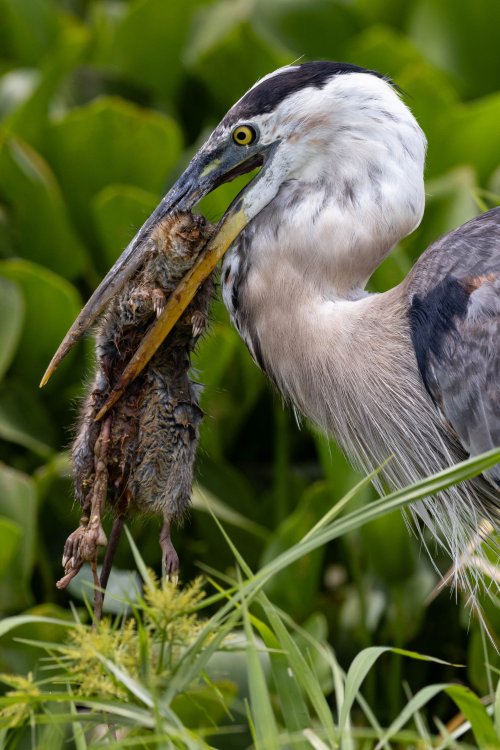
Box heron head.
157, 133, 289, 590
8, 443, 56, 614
41, 61, 425, 398
178, 61, 419, 215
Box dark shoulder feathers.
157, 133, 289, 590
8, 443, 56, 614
409, 276, 471, 397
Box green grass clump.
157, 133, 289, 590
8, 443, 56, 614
0, 452, 499, 749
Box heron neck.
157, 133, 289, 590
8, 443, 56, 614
222, 163, 425, 385
249, 164, 424, 297
237, 261, 409, 432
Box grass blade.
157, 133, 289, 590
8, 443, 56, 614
340, 648, 457, 742
241, 581, 280, 750
123, 525, 154, 590
339, 647, 389, 736
260, 600, 338, 745
192, 484, 269, 540
253, 448, 500, 593
69, 695, 87, 750
495, 679, 500, 740
445, 685, 498, 749
250, 614, 312, 749
96, 654, 154, 708
0, 616, 76, 638
374, 684, 451, 749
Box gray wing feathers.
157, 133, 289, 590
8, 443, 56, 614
429, 305, 500, 485
408, 208, 500, 487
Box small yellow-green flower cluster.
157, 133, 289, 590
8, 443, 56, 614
0, 577, 209, 726
0, 672, 41, 729
60, 617, 139, 700
143, 574, 206, 641
58, 575, 207, 701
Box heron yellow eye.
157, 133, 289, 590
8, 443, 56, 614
232, 125, 257, 146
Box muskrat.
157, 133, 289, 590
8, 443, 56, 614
57, 212, 214, 612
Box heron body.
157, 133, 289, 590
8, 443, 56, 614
215, 63, 500, 589
47, 61, 500, 598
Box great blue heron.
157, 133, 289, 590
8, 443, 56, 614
43, 61, 499, 599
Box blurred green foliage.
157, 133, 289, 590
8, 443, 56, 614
0, 0, 499, 738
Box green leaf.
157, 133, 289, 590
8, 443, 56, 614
206, 508, 337, 744
0, 0, 61, 65
195, 318, 266, 461
422, 168, 479, 240
92, 184, 159, 268
185, 0, 257, 67
0, 258, 81, 388
37, 720, 67, 750
0, 68, 40, 120
254, 0, 361, 61
0, 277, 24, 382
194, 454, 258, 525
171, 682, 238, 730
69, 699, 88, 750
252, 448, 500, 596
291, 614, 335, 697
446, 684, 499, 750
94, 0, 200, 104
34, 451, 71, 505
0, 135, 88, 278
0, 518, 21, 573
348, 24, 428, 79
3, 23, 89, 151
0, 464, 37, 612
96, 654, 155, 708
466, 620, 500, 696
398, 168, 481, 278
67, 566, 142, 615
0, 604, 77, 677
362, 508, 416, 583
495, 679, 500, 741
430, 94, 500, 183
259, 601, 337, 744
396, 60, 459, 159
339, 647, 388, 735
0, 614, 76, 640
123, 525, 156, 592
192, 483, 269, 540
0, 381, 56, 455
186, 3, 290, 108
46, 97, 182, 261
409, 0, 500, 98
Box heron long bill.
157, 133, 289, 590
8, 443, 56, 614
39, 115, 281, 410
40, 196, 250, 402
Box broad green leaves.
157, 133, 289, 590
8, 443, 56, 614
185, 0, 291, 106
0, 278, 23, 381
0, 0, 61, 65
0, 136, 87, 278
45, 97, 182, 262
92, 0, 202, 104
0, 259, 81, 387
0, 464, 37, 612
0, 382, 55, 455
92, 184, 159, 267
409, 0, 500, 98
